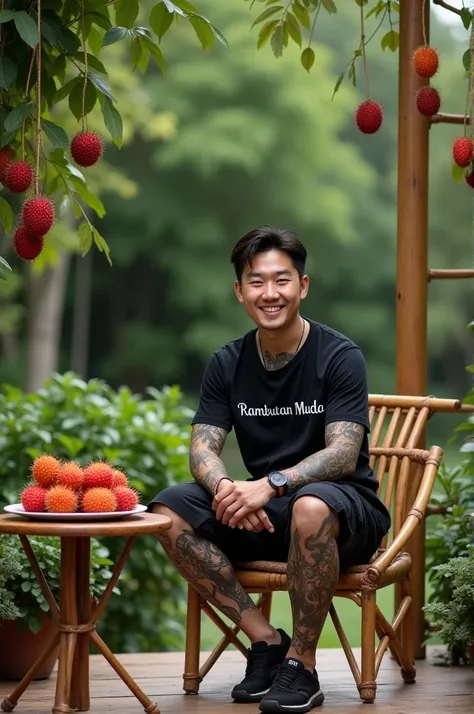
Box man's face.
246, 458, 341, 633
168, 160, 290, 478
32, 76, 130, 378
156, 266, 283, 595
234, 249, 309, 331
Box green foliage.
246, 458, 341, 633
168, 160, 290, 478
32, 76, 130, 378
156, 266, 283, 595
0, 254, 11, 281
424, 549, 474, 664
0, 534, 114, 633
425, 418, 474, 663
0, 371, 193, 652
0, 539, 22, 621
0, 0, 228, 266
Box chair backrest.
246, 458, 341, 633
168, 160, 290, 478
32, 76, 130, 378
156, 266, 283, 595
367, 394, 469, 547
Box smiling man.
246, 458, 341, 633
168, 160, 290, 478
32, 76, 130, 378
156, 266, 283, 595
149, 226, 391, 714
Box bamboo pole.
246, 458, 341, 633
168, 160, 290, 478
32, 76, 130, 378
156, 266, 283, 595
396, 0, 430, 659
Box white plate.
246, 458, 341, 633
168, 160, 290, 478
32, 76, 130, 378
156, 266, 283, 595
3, 503, 148, 522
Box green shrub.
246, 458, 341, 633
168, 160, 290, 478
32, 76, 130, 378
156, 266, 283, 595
0, 372, 193, 652
0, 535, 114, 633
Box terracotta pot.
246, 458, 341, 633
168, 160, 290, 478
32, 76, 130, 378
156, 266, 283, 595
0, 614, 58, 681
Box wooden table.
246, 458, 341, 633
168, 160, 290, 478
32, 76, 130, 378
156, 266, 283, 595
0, 512, 171, 714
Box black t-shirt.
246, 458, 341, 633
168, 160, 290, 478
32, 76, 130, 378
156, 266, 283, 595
192, 318, 377, 492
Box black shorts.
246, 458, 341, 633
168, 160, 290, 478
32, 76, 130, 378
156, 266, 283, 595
148, 480, 391, 568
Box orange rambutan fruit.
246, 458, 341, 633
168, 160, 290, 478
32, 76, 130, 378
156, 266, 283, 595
82, 487, 117, 513
83, 461, 114, 489
45, 484, 78, 513
113, 486, 139, 511
31, 454, 61, 487
111, 469, 129, 488
58, 461, 84, 490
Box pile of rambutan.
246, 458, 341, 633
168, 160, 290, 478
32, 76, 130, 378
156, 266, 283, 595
19, 454, 140, 514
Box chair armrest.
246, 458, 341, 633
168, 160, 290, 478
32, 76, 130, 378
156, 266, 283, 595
365, 445, 443, 583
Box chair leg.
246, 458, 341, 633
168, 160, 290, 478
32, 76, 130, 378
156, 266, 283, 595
359, 590, 377, 703
398, 576, 416, 684
183, 585, 202, 694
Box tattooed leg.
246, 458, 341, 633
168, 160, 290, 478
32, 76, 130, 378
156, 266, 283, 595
287, 496, 339, 670
152, 504, 281, 645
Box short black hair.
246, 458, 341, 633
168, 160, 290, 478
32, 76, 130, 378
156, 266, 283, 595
230, 225, 307, 282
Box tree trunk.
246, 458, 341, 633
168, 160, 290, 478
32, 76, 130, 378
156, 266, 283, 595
25, 252, 71, 392
70, 250, 92, 377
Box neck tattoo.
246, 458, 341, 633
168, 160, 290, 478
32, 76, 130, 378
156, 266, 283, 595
258, 318, 306, 371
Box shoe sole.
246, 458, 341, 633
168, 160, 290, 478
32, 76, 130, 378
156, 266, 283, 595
231, 687, 271, 703
258, 690, 325, 713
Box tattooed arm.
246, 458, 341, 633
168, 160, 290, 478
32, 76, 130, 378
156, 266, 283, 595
189, 423, 231, 496
281, 421, 365, 494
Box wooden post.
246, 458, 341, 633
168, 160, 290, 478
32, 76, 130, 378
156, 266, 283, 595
396, 0, 430, 659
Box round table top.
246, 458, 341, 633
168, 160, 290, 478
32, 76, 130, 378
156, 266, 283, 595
0, 512, 171, 537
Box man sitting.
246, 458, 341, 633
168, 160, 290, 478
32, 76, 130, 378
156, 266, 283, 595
149, 226, 391, 713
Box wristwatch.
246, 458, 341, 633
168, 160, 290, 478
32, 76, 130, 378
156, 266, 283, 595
267, 471, 288, 497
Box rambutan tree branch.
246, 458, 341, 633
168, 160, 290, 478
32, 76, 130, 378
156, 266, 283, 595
432, 0, 462, 17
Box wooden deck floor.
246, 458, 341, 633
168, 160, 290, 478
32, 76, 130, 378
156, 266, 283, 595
0, 647, 472, 714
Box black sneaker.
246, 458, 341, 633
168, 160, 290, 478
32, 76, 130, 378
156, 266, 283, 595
259, 658, 324, 713
231, 629, 291, 703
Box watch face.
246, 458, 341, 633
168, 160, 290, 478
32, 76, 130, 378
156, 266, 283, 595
270, 471, 287, 487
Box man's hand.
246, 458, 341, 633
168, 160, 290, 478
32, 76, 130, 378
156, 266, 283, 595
212, 479, 275, 530
237, 508, 273, 533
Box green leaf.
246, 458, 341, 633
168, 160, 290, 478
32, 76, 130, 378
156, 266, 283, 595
73, 52, 107, 75
88, 72, 116, 102
251, 5, 282, 28
100, 95, 123, 146
115, 0, 139, 29
0, 197, 14, 234
0, 254, 12, 270
149, 2, 174, 41
189, 15, 214, 49
87, 11, 112, 32
461, 7, 472, 30
4, 101, 33, 132
381, 29, 399, 52
257, 19, 279, 49
130, 35, 142, 69
0, 10, 14, 23
70, 176, 106, 218
13, 11, 39, 48
292, 2, 310, 30
162, 0, 187, 17
102, 26, 129, 47
331, 70, 345, 99
41, 118, 69, 150
88, 26, 104, 57
463, 50, 471, 73
140, 35, 166, 74
138, 43, 150, 74
320, 0, 337, 12
452, 162, 465, 184
301, 46, 315, 72
92, 225, 112, 265
53, 76, 81, 104
68, 79, 97, 122
78, 220, 93, 255
0, 56, 17, 90
172, 0, 197, 11
271, 24, 283, 58
286, 12, 302, 46
190, 14, 228, 49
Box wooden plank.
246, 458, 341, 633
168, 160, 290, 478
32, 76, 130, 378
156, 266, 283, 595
0, 647, 471, 714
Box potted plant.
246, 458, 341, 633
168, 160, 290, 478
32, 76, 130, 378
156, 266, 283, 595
0, 532, 115, 681
424, 547, 474, 667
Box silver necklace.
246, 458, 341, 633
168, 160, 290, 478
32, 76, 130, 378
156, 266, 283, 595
258, 318, 306, 370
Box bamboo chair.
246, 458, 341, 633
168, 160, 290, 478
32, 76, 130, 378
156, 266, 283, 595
182, 395, 466, 703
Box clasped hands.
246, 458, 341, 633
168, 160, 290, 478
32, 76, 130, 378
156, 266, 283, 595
212, 478, 275, 533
